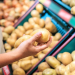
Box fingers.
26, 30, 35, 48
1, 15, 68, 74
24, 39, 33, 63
35, 37, 52, 52
29, 32, 42, 42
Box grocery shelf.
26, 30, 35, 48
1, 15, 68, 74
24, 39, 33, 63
39, 0, 75, 29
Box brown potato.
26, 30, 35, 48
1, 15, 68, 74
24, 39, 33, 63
28, 18, 35, 25
33, 72, 42, 75
46, 56, 60, 68
31, 58, 39, 66
20, 60, 32, 71
70, 70, 75, 75
7, 38, 16, 47
39, 19, 45, 28
11, 32, 17, 40
2, 32, 9, 41
38, 62, 50, 72
17, 26, 25, 33
61, 52, 72, 65
54, 33, 62, 41
45, 17, 51, 24
13, 68, 25, 75
33, 17, 40, 24
31, 28, 50, 43
42, 47, 52, 54
49, 41, 58, 48
55, 65, 65, 75
70, 0, 75, 7
36, 4, 43, 13
38, 53, 45, 60
23, 22, 33, 31
25, 29, 33, 35
71, 6, 75, 15
4, 26, 15, 34
14, 29, 23, 38
71, 51, 75, 61
33, 24, 41, 30
57, 53, 62, 62
45, 22, 57, 33
14, 35, 31, 48
31, 10, 39, 17
34, 51, 42, 57
12, 64, 19, 71
4, 43, 12, 50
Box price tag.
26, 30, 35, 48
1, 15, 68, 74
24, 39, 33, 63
58, 9, 72, 22
2, 65, 10, 75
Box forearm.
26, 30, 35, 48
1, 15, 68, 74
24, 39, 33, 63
0, 49, 25, 68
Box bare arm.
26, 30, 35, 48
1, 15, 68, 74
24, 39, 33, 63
0, 32, 52, 68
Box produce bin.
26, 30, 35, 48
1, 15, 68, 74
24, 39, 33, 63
32, 33, 75, 75
40, 0, 75, 28
2, 1, 74, 75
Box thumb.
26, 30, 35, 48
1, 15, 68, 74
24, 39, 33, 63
30, 32, 42, 42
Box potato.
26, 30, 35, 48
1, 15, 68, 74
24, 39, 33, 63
61, 52, 72, 65
33, 17, 40, 24
33, 24, 41, 30
70, 0, 75, 7
31, 58, 39, 66
0, 68, 3, 75
54, 33, 62, 41
38, 53, 45, 60
46, 56, 60, 68
6, 50, 11, 53
17, 26, 25, 33
14, 35, 31, 48
4, 26, 15, 34
20, 60, 32, 71
4, 43, 12, 50
49, 41, 58, 48
71, 51, 75, 61
31, 10, 39, 17
71, 6, 75, 15
62, 0, 71, 5
45, 17, 51, 24
14, 29, 23, 38
36, 4, 43, 13
45, 22, 57, 33
33, 72, 42, 75
31, 28, 50, 43
42, 68, 56, 75
42, 47, 52, 54
0, 19, 6, 26
2, 32, 9, 41
12, 64, 19, 71
11, 32, 17, 40
34, 52, 42, 57
64, 71, 70, 75
12, 61, 18, 65
70, 70, 75, 75
7, 38, 16, 47
38, 62, 50, 72
18, 61, 21, 68
25, 29, 33, 35
57, 53, 62, 62
13, 68, 25, 75
39, 19, 45, 28
55, 65, 65, 75
23, 22, 33, 31
28, 18, 35, 25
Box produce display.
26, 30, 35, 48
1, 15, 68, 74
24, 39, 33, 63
2, 3, 63, 75
0, 0, 34, 31
62, 0, 75, 15
33, 51, 75, 75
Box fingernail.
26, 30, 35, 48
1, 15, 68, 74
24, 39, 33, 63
37, 32, 42, 36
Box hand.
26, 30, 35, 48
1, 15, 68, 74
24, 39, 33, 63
16, 32, 52, 58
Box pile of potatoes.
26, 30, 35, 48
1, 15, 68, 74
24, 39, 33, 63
2, 4, 63, 75
33, 51, 75, 75
0, 0, 34, 32
62, 0, 75, 15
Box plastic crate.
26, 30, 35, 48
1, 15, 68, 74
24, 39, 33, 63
54, 0, 71, 11
32, 33, 75, 75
